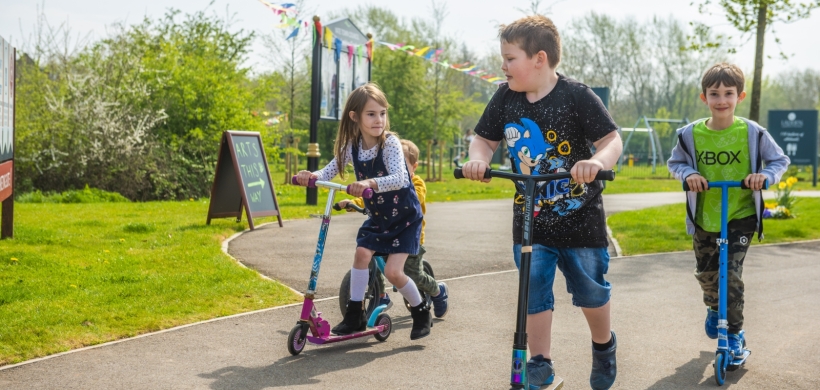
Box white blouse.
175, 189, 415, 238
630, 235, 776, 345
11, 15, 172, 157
313, 135, 410, 192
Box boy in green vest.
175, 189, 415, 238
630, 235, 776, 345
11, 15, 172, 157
668, 62, 789, 358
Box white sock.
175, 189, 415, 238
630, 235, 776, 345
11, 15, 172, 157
397, 278, 423, 307
350, 268, 369, 302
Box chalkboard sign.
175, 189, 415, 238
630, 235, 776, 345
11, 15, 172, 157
207, 131, 283, 229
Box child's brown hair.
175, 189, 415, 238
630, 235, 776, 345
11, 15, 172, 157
334, 83, 392, 179
701, 63, 745, 94
499, 15, 561, 69
400, 139, 420, 166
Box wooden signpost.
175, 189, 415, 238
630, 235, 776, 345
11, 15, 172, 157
207, 131, 283, 230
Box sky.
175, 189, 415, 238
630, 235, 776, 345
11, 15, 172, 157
2, 0, 820, 77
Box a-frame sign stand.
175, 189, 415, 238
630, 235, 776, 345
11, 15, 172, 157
207, 131, 283, 230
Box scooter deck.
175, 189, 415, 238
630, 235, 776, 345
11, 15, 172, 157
727, 349, 751, 370
548, 376, 564, 389
531, 376, 564, 390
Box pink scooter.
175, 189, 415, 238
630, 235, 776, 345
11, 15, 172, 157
287, 176, 392, 355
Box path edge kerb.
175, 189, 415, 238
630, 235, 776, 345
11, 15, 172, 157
0, 221, 307, 373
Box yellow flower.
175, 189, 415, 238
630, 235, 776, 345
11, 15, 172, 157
778, 182, 786, 190
765, 202, 777, 209
10, 257, 18, 262
787, 177, 798, 186
104, 250, 110, 253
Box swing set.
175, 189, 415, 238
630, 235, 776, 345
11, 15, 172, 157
618, 116, 690, 174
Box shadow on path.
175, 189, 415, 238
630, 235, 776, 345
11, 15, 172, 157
646, 350, 748, 389
199, 343, 424, 389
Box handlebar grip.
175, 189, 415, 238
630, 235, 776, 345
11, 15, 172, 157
291, 176, 318, 188
348, 186, 374, 199
596, 170, 615, 181
332, 203, 343, 211
453, 168, 490, 179
682, 182, 691, 191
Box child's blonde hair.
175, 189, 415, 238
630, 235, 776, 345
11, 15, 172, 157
701, 62, 745, 94
334, 83, 392, 179
499, 15, 561, 69
400, 139, 420, 166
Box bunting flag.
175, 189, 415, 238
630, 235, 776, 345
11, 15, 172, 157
377, 41, 506, 85
258, 3, 372, 62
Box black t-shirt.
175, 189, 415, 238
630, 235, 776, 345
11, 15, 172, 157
474, 74, 617, 247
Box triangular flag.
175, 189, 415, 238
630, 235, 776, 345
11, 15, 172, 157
414, 46, 430, 57
285, 27, 299, 40
347, 45, 354, 66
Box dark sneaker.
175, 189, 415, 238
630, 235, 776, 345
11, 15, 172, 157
331, 300, 366, 335
590, 331, 617, 390
431, 282, 449, 318
527, 354, 554, 390
409, 302, 432, 340
728, 331, 746, 358
705, 307, 718, 339
379, 294, 393, 312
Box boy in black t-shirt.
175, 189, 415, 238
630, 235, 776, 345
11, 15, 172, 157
461, 15, 622, 390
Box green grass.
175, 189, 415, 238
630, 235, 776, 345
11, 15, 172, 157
608, 198, 820, 256
0, 201, 302, 365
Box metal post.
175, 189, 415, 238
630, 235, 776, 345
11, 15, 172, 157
306, 16, 322, 205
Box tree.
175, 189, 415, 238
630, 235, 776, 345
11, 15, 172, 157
693, 0, 820, 121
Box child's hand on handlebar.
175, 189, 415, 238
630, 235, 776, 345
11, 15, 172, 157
347, 179, 376, 197
571, 159, 604, 184
336, 199, 355, 211
295, 170, 317, 186
744, 173, 767, 191
461, 160, 491, 182
685, 173, 709, 192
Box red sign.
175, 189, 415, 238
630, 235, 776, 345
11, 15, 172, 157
0, 161, 11, 202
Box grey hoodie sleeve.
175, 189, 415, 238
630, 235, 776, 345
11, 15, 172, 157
758, 129, 790, 185
667, 127, 700, 181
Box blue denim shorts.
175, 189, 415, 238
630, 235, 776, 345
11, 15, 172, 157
512, 244, 612, 314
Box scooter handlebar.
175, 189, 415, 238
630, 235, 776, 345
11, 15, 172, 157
682, 180, 769, 191
291, 176, 374, 199
333, 202, 367, 214
454, 168, 615, 182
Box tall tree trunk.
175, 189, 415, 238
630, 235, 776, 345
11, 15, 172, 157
750, 2, 768, 122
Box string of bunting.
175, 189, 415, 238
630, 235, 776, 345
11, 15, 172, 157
378, 42, 506, 85
255, 2, 497, 85
256, 1, 373, 65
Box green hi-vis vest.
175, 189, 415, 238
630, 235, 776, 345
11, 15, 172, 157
693, 117, 756, 232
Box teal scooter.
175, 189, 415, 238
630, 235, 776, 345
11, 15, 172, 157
682, 179, 767, 385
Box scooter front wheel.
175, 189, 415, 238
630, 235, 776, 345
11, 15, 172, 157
339, 262, 384, 317
714, 351, 727, 386
373, 313, 392, 342
287, 324, 307, 356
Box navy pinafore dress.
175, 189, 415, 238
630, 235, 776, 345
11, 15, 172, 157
352, 136, 423, 255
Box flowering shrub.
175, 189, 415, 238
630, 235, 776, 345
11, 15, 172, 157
764, 176, 799, 219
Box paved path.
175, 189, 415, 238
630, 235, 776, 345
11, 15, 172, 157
2, 192, 819, 389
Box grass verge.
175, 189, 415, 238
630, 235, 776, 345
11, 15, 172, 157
608, 198, 820, 256
0, 201, 302, 365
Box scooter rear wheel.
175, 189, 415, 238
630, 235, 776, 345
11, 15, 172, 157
373, 313, 392, 342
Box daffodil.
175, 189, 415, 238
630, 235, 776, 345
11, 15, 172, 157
778, 182, 786, 190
